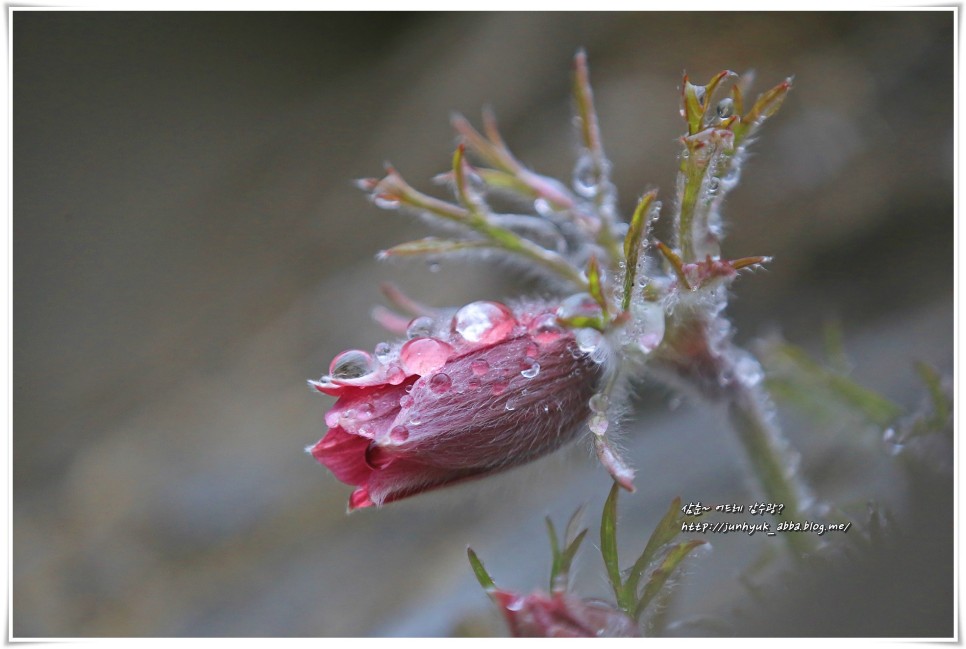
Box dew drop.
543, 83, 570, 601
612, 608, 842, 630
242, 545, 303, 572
452, 301, 516, 345
429, 372, 452, 394
406, 316, 435, 339
374, 342, 392, 364
408, 416, 422, 426
521, 361, 540, 379
572, 155, 599, 198
357, 402, 376, 420
329, 349, 375, 380
716, 97, 734, 119
390, 425, 409, 442
471, 359, 490, 376
386, 365, 406, 385
427, 261, 441, 273
491, 381, 508, 396
576, 328, 602, 354
399, 337, 453, 376
468, 377, 482, 390
525, 342, 539, 359
589, 412, 609, 435
589, 393, 609, 413
631, 301, 666, 354
504, 401, 516, 411
534, 197, 554, 217
528, 312, 565, 344
734, 356, 764, 387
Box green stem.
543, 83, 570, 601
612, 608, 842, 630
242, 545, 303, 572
726, 379, 818, 557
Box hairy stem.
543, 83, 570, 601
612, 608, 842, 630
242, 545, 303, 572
726, 376, 818, 557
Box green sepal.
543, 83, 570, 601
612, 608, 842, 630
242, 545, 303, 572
622, 497, 684, 605
634, 539, 707, 619
600, 481, 624, 606
622, 191, 658, 311
466, 547, 497, 593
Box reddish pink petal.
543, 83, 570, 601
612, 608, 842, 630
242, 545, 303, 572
310, 427, 372, 486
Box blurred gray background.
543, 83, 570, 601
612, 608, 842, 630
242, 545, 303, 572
14, 11, 953, 637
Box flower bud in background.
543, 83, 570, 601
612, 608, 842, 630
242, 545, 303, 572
308, 299, 604, 510
490, 590, 638, 638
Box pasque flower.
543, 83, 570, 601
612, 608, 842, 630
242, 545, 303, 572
490, 589, 638, 638
308, 299, 603, 510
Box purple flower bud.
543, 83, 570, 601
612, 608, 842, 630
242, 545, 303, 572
491, 589, 639, 637
308, 300, 603, 510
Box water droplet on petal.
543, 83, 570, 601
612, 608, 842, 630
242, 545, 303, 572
525, 342, 539, 359
528, 312, 565, 344
399, 394, 414, 409
521, 361, 540, 379
452, 301, 516, 345
429, 372, 452, 394
374, 342, 392, 363
504, 401, 516, 411
468, 377, 482, 390
386, 365, 406, 385
400, 337, 453, 375
357, 402, 375, 420
471, 359, 489, 376
329, 349, 375, 379
491, 381, 508, 396
390, 425, 409, 442
406, 316, 435, 339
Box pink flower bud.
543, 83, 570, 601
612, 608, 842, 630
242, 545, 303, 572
308, 300, 603, 510
491, 589, 639, 637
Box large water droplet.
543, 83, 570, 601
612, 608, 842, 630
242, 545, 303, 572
406, 316, 435, 339
390, 425, 409, 442
576, 328, 603, 354
399, 337, 453, 376
429, 372, 452, 394
528, 312, 565, 344
471, 359, 490, 376
399, 394, 414, 409
374, 342, 392, 364
716, 97, 734, 119
589, 393, 609, 413
329, 349, 375, 379
521, 361, 540, 379
452, 301, 516, 345
386, 365, 406, 385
